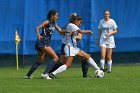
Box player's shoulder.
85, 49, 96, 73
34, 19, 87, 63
99, 19, 104, 23
109, 18, 116, 23
68, 23, 77, 26
67, 23, 78, 28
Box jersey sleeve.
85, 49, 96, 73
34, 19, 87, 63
72, 24, 80, 31
112, 20, 118, 29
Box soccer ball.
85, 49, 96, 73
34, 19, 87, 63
94, 70, 104, 78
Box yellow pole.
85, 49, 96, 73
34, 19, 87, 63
16, 44, 19, 70
15, 31, 20, 71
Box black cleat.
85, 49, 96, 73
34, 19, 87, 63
49, 73, 56, 79
107, 70, 111, 73
101, 68, 107, 72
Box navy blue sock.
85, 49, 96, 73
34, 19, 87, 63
43, 59, 56, 74
81, 59, 89, 77
26, 62, 40, 77
48, 62, 63, 73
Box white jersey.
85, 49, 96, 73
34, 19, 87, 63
98, 18, 117, 46
62, 23, 79, 47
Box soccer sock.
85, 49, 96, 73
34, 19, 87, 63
48, 62, 63, 73
81, 59, 89, 77
43, 59, 56, 74
52, 64, 67, 75
87, 57, 100, 70
100, 59, 105, 69
26, 62, 40, 76
107, 60, 112, 71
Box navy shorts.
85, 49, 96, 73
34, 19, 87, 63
35, 37, 50, 51
61, 44, 66, 55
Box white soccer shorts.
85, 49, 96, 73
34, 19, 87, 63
64, 45, 80, 57
100, 43, 115, 48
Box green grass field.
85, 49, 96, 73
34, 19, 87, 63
0, 65, 140, 93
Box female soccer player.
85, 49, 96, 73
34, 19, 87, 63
49, 14, 100, 79
48, 13, 89, 78
97, 9, 118, 73
24, 9, 67, 79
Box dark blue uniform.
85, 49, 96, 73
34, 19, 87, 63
35, 20, 56, 51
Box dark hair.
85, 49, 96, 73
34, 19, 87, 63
47, 9, 57, 20
104, 9, 110, 14
69, 14, 82, 23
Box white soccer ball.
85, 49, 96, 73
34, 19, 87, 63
94, 70, 104, 78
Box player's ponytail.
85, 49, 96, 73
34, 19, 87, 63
69, 13, 82, 23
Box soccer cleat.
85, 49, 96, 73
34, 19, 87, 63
49, 73, 56, 79
24, 75, 33, 79
101, 68, 107, 72
41, 73, 52, 80
107, 70, 111, 73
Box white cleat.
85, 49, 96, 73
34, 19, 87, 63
41, 73, 52, 80
24, 75, 33, 79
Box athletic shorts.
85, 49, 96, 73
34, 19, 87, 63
100, 43, 115, 48
35, 37, 50, 51
64, 45, 80, 57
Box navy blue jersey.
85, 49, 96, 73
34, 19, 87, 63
41, 20, 56, 40
35, 20, 56, 51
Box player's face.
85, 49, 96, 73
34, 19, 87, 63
75, 20, 82, 26
51, 13, 58, 22
104, 11, 110, 20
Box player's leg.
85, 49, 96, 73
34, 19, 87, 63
77, 50, 100, 70
48, 44, 66, 73
81, 59, 89, 78
49, 57, 73, 79
24, 50, 45, 79
42, 46, 59, 75
48, 54, 65, 73
106, 48, 112, 73
100, 45, 107, 71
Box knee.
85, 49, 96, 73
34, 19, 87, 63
107, 56, 112, 61
85, 54, 90, 60
101, 55, 105, 60
38, 60, 44, 64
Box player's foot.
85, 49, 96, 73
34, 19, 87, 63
41, 73, 52, 80
24, 75, 33, 79
107, 70, 111, 73
49, 73, 56, 79
101, 68, 107, 72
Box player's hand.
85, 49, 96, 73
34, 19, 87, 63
37, 34, 43, 40
88, 30, 93, 35
69, 31, 74, 35
106, 32, 112, 37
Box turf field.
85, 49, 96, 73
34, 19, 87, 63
0, 65, 140, 93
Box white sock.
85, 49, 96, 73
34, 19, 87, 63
100, 59, 105, 69
107, 60, 112, 71
87, 57, 100, 70
52, 64, 67, 75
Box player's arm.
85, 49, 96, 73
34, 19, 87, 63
77, 29, 93, 35
76, 33, 82, 40
35, 20, 49, 39
97, 29, 101, 46
107, 28, 117, 37
55, 24, 67, 34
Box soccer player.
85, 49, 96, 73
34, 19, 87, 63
24, 9, 67, 79
49, 14, 100, 79
48, 13, 89, 78
97, 9, 118, 73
